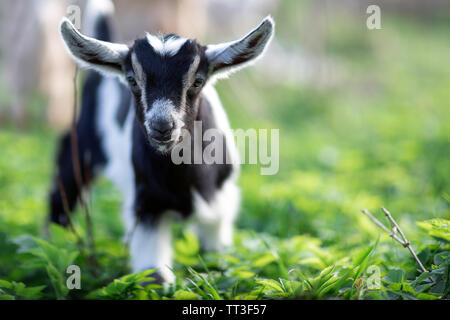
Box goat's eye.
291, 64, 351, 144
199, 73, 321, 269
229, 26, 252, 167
193, 78, 204, 88
127, 75, 138, 90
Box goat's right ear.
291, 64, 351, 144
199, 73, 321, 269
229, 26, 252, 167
59, 18, 129, 77
205, 16, 274, 79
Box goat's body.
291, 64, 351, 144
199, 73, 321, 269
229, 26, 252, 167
52, 0, 273, 282
50, 69, 240, 280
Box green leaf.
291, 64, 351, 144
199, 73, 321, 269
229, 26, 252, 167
386, 268, 405, 283
175, 232, 200, 266
46, 263, 68, 300
256, 279, 284, 293
415, 293, 438, 300
353, 240, 378, 281
433, 251, 449, 265
11, 235, 37, 254
0, 280, 12, 289
174, 290, 201, 300
417, 219, 450, 243
253, 253, 276, 268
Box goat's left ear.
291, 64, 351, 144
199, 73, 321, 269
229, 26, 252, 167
206, 16, 274, 78
59, 17, 129, 77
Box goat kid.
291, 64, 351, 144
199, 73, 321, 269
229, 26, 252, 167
50, 0, 274, 282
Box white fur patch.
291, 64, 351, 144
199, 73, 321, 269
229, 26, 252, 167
129, 216, 175, 283
202, 85, 240, 173
146, 33, 188, 57
96, 78, 134, 196
191, 179, 240, 251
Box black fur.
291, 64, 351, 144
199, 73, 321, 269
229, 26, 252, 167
94, 15, 112, 42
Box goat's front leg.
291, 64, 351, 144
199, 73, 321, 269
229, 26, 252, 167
128, 216, 175, 284
192, 215, 234, 252
191, 181, 240, 251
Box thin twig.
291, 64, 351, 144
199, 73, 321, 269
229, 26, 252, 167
57, 174, 98, 277
57, 174, 82, 243
70, 67, 83, 197
361, 208, 427, 273
70, 66, 98, 274
361, 209, 405, 245
381, 207, 427, 273
381, 207, 408, 246
82, 151, 96, 254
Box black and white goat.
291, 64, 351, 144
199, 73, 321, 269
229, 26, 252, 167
50, 0, 274, 282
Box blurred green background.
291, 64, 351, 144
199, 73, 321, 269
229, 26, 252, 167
0, 0, 449, 299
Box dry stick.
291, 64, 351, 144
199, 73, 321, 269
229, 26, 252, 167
70, 67, 83, 201
361, 208, 427, 273
80, 152, 95, 257
70, 66, 98, 275
381, 207, 427, 274
381, 207, 408, 246
57, 174, 83, 243
361, 209, 405, 244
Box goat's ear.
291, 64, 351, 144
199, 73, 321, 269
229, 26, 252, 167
206, 16, 274, 78
59, 17, 129, 77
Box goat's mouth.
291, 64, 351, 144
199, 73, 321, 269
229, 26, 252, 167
149, 138, 175, 153
147, 130, 182, 153
151, 137, 173, 144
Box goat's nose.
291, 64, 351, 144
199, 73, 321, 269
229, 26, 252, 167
150, 119, 174, 141
151, 119, 174, 134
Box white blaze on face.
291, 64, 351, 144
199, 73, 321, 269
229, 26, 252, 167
145, 33, 189, 57
181, 55, 200, 108
131, 53, 145, 84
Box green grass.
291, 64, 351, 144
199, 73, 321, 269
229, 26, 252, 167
0, 11, 449, 300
